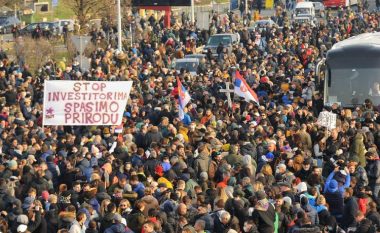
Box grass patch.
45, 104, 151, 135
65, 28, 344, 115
32, 0, 75, 23
52, 49, 70, 61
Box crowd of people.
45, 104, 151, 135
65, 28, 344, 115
0, 2, 380, 233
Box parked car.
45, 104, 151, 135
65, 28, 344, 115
294, 14, 317, 27
202, 33, 240, 57
55, 19, 74, 34
19, 22, 59, 37
249, 19, 278, 32
173, 58, 200, 76
184, 53, 206, 61
0, 16, 21, 34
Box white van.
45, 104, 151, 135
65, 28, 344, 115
294, 2, 316, 18
55, 19, 74, 34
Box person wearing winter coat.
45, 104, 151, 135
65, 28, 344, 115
366, 201, 380, 232
104, 214, 129, 233
341, 187, 359, 230
69, 212, 87, 233
365, 151, 380, 198
300, 196, 319, 226
99, 203, 117, 233
213, 210, 240, 233
126, 200, 146, 233
350, 133, 367, 167
290, 214, 320, 233
324, 169, 351, 197
193, 144, 211, 179
58, 205, 76, 230
29, 170, 50, 196
324, 179, 344, 222
242, 219, 259, 233
225, 145, 244, 168
348, 156, 369, 188
251, 191, 276, 233
140, 188, 159, 217
191, 204, 214, 232
353, 211, 375, 233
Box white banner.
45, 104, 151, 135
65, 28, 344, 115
43, 81, 133, 126
317, 111, 337, 130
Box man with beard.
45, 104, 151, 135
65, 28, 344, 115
295, 157, 312, 181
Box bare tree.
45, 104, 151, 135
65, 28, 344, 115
14, 37, 54, 72
0, 0, 23, 8
68, 0, 108, 29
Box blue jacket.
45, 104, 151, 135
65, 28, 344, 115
182, 113, 192, 126
105, 223, 132, 233
324, 171, 350, 196
133, 182, 145, 199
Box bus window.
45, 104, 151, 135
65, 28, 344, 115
327, 68, 380, 106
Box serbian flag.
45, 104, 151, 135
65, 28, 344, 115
234, 71, 259, 105
177, 77, 191, 120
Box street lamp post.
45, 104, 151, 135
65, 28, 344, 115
117, 0, 122, 51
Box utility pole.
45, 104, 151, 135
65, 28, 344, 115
191, 0, 195, 24
245, 0, 248, 15
117, 0, 122, 51
79, 36, 83, 70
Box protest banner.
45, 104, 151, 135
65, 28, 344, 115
317, 111, 337, 130
43, 81, 133, 126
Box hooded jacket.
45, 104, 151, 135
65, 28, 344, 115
240, 141, 257, 159
140, 195, 159, 216
252, 199, 276, 233
126, 209, 146, 233
104, 223, 130, 233
99, 212, 115, 233
193, 151, 210, 178
351, 133, 366, 167
300, 197, 319, 226
324, 171, 350, 196
132, 182, 145, 199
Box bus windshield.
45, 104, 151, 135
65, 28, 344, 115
175, 61, 198, 72
295, 8, 311, 15
327, 68, 380, 107
207, 36, 232, 46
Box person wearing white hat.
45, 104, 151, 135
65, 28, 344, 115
17, 224, 27, 233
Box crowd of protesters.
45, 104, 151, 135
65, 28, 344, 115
0, 2, 380, 233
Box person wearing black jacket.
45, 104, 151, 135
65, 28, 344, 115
251, 191, 276, 233
27, 205, 44, 233
341, 187, 359, 230
366, 202, 380, 232
99, 203, 116, 233
366, 151, 380, 199
353, 211, 374, 233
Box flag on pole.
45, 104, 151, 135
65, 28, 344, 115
177, 77, 191, 120
234, 71, 259, 105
